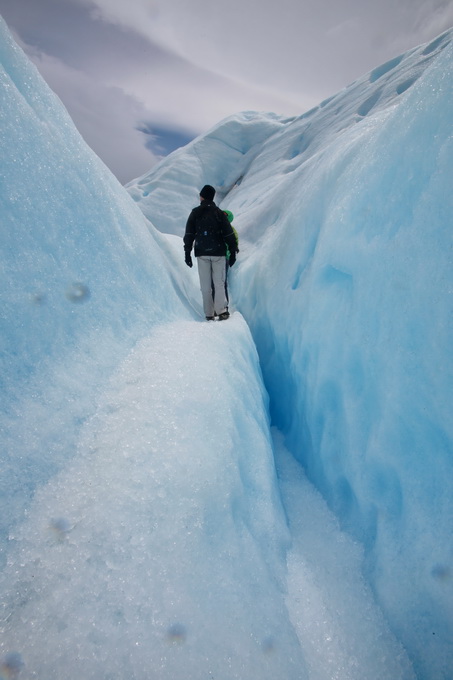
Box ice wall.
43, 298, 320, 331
129, 30, 453, 678
0, 20, 308, 680
232, 39, 453, 680
0, 16, 191, 561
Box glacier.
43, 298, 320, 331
1, 13, 452, 680
128, 29, 453, 680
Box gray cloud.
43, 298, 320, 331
10, 33, 160, 184
1, 0, 451, 183
71, 0, 453, 96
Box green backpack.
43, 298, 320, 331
223, 210, 239, 258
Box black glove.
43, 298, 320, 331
185, 252, 193, 268
229, 251, 236, 267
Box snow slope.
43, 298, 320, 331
0, 316, 309, 680
0, 13, 452, 680
0, 15, 193, 557
2, 16, 407, 680
127, 29, 453, 679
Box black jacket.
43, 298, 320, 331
184, 201, 237, 258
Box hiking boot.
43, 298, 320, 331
218, 311, 230, 321
205, 316, 215, 321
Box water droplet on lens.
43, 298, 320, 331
431, 563, 451, 582
49, 517, 72, 541
66, 282, 90, 303
262, 636, 275, 654
1, 652, 24, 679
31, 292, 46, 305
166, 623, 187, 645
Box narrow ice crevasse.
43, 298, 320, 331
273, 429, 416, 680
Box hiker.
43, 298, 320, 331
223, 210, 239, 305
184, 185, 237, 321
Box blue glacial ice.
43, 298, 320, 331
128, 27, 453, 679
1, 14, 452, 680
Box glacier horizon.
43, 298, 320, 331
1, 13, 452, 680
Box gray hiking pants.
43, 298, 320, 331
197, 255, 228, 317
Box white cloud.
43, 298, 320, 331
72, 0, 453, 99
104, 54, 313, 134
16, 37, 159, 183
4, 0, 452, 182
11, 23, 312, 183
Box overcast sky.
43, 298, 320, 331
1, 0, 452, 183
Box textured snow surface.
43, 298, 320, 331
128, 28, 453, 679
1, 14, 452, 680
0, 317, 307, 680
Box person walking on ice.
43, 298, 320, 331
223, 209, 239, 305
184, 185, 238, 321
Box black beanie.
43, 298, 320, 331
200, 184, 216, 201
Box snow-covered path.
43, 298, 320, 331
0, 315, 414, 680
0, 315, 305, 679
